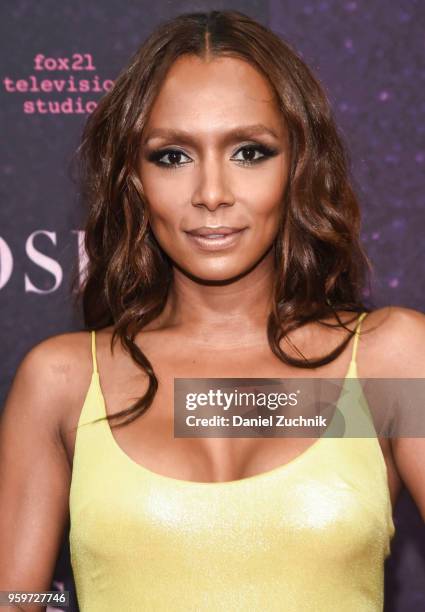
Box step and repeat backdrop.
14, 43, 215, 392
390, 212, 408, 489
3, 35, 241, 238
1, 1, 424, 610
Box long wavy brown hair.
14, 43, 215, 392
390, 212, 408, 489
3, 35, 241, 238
71, 9, 374, 428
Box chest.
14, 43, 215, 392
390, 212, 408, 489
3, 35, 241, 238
64, 345, 401, 506
64, 348, 335, 478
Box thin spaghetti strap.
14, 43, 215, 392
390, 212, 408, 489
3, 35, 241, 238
91, 330, 99, 374
350, 312, 368, 365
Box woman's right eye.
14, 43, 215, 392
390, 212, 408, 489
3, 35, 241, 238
148, 149, 192, 169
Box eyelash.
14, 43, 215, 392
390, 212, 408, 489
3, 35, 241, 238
147, 144, 278, 169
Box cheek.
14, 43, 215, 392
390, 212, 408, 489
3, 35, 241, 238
236, 164, 287, 228
139, 166, 191, 229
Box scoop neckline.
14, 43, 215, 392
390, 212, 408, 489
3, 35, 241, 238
90, 361, 357, 487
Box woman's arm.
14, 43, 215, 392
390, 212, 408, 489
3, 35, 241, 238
385, 308, 425, 521
0, 339, 72, 611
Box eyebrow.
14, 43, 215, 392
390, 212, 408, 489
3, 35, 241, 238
142, 123, 280, 145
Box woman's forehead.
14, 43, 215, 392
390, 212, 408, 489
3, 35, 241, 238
144, 54, 284, 137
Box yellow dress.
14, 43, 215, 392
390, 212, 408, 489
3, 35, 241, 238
69, 312, 395, 611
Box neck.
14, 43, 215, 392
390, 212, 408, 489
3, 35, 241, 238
158, 250, 276, 349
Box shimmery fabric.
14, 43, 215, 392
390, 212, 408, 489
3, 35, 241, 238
69, 313, 395, 611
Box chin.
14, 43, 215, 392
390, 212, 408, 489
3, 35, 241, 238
177, 261, 250, 284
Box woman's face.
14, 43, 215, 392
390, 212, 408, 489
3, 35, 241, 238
139, 54, 290, 282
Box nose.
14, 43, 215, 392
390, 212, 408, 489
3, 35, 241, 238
191, 155, 235, 211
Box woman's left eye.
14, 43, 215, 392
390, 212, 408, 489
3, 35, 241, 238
232, 145, 267, 165
232, 145, 275, 165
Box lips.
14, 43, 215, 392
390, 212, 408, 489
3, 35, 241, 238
184, 227, 247, 252
186, 227, 245, 237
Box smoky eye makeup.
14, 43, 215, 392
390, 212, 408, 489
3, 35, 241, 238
232, 143, 280, 166
146, 148, 191, 168
144, 142, 280, 169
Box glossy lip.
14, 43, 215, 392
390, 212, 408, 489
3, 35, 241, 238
184, 228, 247, 251
186, 226, 246, 237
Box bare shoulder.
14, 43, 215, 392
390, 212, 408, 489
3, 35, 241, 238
16, 330, 93, 393
358, 306, 425, 377
5, 330, 94, 437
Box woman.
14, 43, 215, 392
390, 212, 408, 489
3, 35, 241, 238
1, 9, 424, 612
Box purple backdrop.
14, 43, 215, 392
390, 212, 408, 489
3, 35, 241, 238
1, 1, 424, 610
